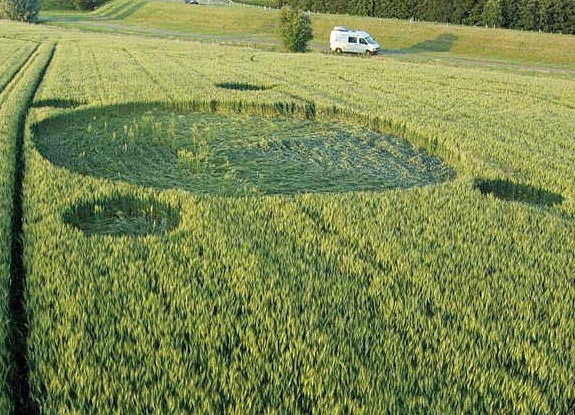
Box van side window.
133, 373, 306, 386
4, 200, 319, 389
348, 37, 357, 43
359, 38, 367, 45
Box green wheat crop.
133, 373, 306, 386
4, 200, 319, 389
0, 18, 572, 415
0, 39, 55, 415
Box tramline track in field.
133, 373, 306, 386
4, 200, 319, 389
2, 42, 56, 415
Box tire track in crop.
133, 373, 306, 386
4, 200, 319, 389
7, 42, 56, 415
122, 47, 176, 103
297, 201, 395, 286
256, 69, 351, 108
201, 197, 390, 410
0, 45, 33, 97
0, 45, 39, 107
88, 48, 107, 106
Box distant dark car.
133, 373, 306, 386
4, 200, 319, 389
184, 0, 199, 4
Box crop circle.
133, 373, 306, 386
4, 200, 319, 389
64, 195, 180, 237
33, 106, 454, 196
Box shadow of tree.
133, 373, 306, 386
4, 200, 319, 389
475, 178, 563, 207
32, 99, 84, 109
215, 82, 271, 91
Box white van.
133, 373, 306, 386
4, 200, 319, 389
330, 26, 380, 55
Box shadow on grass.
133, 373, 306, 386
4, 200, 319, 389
215, 82, 271, 91
475, 178, 563, 207
384, 33, 458, 55
33, 99, 84, 109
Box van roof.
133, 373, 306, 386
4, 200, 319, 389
331, 27, 371, 37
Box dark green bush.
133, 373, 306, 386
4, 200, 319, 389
71, 0, 107, 11
0, 0, 39, 22
279, 6, 313, 52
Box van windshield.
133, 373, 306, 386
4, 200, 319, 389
365, 36, 377, 45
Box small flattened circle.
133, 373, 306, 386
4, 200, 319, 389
64, 195, 180, 237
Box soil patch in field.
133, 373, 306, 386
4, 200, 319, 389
475, 178, 563, 207
64, 195, 180, 237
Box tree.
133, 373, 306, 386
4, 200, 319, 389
482, 0, 504, 26
517, 0, 540, 30
72, 0, 107, 10
452, 0, 476, 24
501, 0, 520, 28
538, 0, 556, 31
0, 0, 39, 21
279, 6, 313, 52
273, 0, 574, 33
561, 0, 575, 34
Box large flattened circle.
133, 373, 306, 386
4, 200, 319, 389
33, 106, 455, 196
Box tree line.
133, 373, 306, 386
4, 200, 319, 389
247, 0, 575, 34
0, 0, 38, 21
1, 0, 106, 21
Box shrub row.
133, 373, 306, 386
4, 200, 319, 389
236, 0, 575, 34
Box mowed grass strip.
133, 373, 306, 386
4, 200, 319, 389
124, 2, 277, 35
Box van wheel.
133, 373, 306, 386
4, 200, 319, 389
365, 50, 372, 56
335, 48, 342, 54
